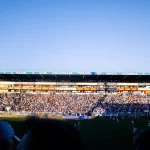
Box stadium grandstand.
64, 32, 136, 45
0, 71, 150, 93
0, 71, 150, 117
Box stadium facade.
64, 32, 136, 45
0, 71, 150, 94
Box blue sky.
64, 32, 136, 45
0, 0, 150, 72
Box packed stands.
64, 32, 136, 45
0, 72, 150, 117
0, 92, 150, 117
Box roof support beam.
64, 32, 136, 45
40, 74, 44, 79
12, 74, 18, 78
55, 75, 57, 79
110, 75, 113, 79
96, 75, 99, 79
26, 75, 31, 78
123, 75, 127, 79
135, 76, 141, 79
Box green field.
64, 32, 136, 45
1, 117, 149, 150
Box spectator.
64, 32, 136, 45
17, 117, 87, 150
134, 129, 150, 150
0, 92, 150, 116
0, 120, 20, 150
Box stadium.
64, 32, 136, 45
1, 0, 150, 149
0, 71, 150, 150
1, 71, 150, 117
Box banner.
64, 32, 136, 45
138, 88, 146, 91
22, 87, 28, 90
95, 113, 118, 116
83, 88, 91, 91
41, 87, 49, 90
8, 87, 14, 90
76, 88, 84, 91
99, 88, 105, 91
91, 88, 97, 91
13, 87, 20, 90
145, 91, 150, 94
49, 87, 55, 91
62, 115, 92, 119
0, 71, 149, 75
131, 88, 138, 91
125, 88, 131, 91
1, 87, 9, 90
117, 88, 124, 91
106, 88, 116, 91
28, 87, 35, 90
35, 87, 42, 90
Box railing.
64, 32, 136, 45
0, 111, 149, 117
0, 111, 62, 116
94, 112, 149, 117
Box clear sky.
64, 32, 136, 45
0, 0, 150, 72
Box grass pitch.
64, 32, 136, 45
1, 117, 149, 150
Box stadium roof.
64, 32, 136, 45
0, 72, 150, 82
0, 71, 149, 75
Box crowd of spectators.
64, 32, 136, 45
93, 91, 150, 115
0, 92, 150, 116
0, 93, 99, 115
